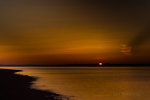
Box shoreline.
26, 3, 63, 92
0, 69, 68, 100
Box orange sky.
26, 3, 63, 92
0, 0, 150, 65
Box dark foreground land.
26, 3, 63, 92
0, 69, 66, 100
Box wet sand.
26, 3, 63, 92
0, 69, 65, 100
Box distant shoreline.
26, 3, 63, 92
0, 69, 66, 100
0, 64, 150, 67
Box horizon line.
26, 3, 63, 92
0, 64, 150, 67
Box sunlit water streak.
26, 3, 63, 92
1, 66, 150, 100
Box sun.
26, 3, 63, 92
99, 62, 103, 66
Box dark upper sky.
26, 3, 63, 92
0, 0, 150, 65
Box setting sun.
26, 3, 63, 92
99, 62, 103, 66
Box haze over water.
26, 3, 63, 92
1, 67, 150, 100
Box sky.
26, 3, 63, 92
0, 0, 150, 65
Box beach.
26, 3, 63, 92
0, 69, 65, 100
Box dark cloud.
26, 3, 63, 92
129, 24, 150, 53
121, 24, 150, 55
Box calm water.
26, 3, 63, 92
1, 67, 150, 100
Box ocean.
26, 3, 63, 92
1, 67, 150, 100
